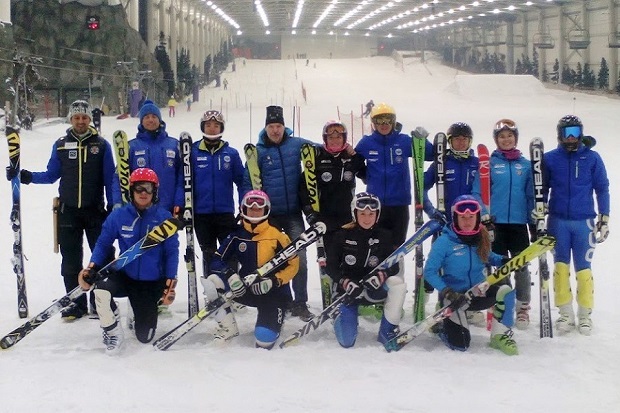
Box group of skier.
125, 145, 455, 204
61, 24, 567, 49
5, 98, 609, 355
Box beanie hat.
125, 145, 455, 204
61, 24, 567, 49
67, 100, 92, 122
139, 100, 162, 123
265, 105, 285, 126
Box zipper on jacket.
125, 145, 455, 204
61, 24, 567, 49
78, 143, 85, 208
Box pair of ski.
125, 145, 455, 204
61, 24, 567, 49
385, 234, 556, 351
1, 218, 183, 349
113, 130, 200, 318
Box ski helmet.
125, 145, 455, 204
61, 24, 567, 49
351, 192, 381, 224
240, 190, 271, 223
200, 110, 225, 139
493, 118, 519, 144
370, 103, 396, 127
129, 168, 159, 203
556, 115, 583, 151
67, 100, 93, 122
447, 122, 473, 158
322, 120, 348, 154
451, 195, 481, 236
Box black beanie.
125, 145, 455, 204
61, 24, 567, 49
265, 105, 285, 126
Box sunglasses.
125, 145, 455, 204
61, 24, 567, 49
355, 198, 380, 211
453, 200, 480, 215
243, 196, 268, 209
561, 125, 582, 140
133, 183, 155, 194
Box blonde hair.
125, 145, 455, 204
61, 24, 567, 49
476, 226, 492, 262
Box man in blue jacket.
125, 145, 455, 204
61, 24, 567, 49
78, 168, 179, 354
540, 115, 609, 336
242, 105, 314, 321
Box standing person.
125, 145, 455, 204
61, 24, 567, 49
424, 195, 518, 355
167, 96, 176, 117
472, 119, 535, 329
78, 168, 179, 354
186, 97, 192, 112
539, 115, 609, 335
6, 100, 116, 320
115, 100, 183, 215
326, 192, 406, 348
223, 79, 228, 90
192, 110, 244, 275
200, 190, 299, 349
242, 105, 314, 321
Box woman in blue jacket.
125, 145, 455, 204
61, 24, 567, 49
472, 119, 534, 329
424, 195, 517, 355
79, 168, 179, 354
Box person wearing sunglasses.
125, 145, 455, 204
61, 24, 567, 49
192, 110, 244, 276
537, 115, 609, 335
6, 100, 117, 321
472, 119, 535, 330
77, 168, 180, 354
424, 195, 517, 355
241, 105, 315, 321
200, 190, 300, 349
325, 192, 406, 348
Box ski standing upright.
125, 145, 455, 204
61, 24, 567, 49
112, 130, 131, 204
530, 137, 553, 338
244, 143, 262, 190
411, 131, 427, 322
180, 132, 199, 317
477, 143, 494, 331
6, 126, 28, 318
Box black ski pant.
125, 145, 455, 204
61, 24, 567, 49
194, 212, 238, 274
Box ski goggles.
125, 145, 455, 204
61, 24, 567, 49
133, 182, 155, 194
493, 119, 517, 133
325, 127, 346, 137
355, 197, 381, 211
243, 195, 269, 209
560, 125, 582, 140
202, 110, 224, 123
453, 200, 481, 215
372, 115, 395, 126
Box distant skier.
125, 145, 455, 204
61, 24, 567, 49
362, 100, 374, 118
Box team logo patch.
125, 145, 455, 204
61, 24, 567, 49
137, 157, 146, 167
167, 159, 174, 167
395, 148, 403, 156
321, 172, 333, 182
68, 150, 77, 159
90, 145, 99, 155
368, 256, 379, 267
166, 149, 175, 158
343, 171, 354, 181
345, 254, 356, 265
224, 163, 230, 170
369, 150, 378, 155
135, 150, 146, 156
368, 238, 379, 246
224, 155, 231, 162
65, 142, 77, 149
238, 242, 247, 253
395, 156, 403, 164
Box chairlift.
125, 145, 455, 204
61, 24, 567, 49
533, 32, 555, 49
568, 29, 590, 50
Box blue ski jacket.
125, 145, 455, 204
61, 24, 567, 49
544, 143, 609, 220
242, 127, 312, 216
424, 226, 503, 293
472, 150, 534, 224
192, 139, 244, 214
423, 150, 479, 218
90, 203, 179, 281
113, 123, 184, 211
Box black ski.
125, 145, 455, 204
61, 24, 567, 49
1, 218, 183, 349
180, 132, 199, 317
6, 126, 28, 318
530, 137, 553, 338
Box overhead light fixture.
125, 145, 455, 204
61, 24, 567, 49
255, 1, 269, 27
292, 0, 304, 29
314, 0, 338, 28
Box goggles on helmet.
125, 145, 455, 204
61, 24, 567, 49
243, 195, 269, 209
494, 120, 517, 133
453, 200, 480, 216
355, 197, 381, 211
560, 125, 582, 140
372, 115, 395, 126
325, 127, 346, 137
133, 182, 155, 195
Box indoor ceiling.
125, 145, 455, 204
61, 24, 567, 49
199, 0, 572, 37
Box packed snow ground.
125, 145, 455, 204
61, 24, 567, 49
1, 55, 619, 412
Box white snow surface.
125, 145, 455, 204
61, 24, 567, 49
1, 55, 619, 413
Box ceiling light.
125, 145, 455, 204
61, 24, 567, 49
292, 0, 304, 29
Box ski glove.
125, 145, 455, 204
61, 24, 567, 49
227, 273, 247, 298
441, 287, 466, 308
5, 166, 17, 181
250, 275, 279, 295
364, 271, 387, 290
78, 265, 97, 290
161, 279, 177, 305
411, 126, 429, 139
481, 214, 495, 242
596, 214, 609, 243
531, 204, 548, 223
5, 167, 32, 184
340, 278, 364, 299
429, 208, 448, 226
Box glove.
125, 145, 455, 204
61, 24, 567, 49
441, 287, 466, 308
481, 214, 495, 242
227, 272, 247, 298
595, 214, 609, 243
340, 278, 364, 298
173, 206, 183, 219
6, 165, 18, 181
471, 281, 490, 297
531, 205, 548, 222
160, 278, 177, 305
78, 266, 96, 290
363, 271, 387, 290
411, 126, 429, 139
306, 212, 320, 226
250, 275, 279, 295
19, 169, 32, 184
429, 208, 448, 226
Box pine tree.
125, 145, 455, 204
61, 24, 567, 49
552, 59, 560, 83
583, 63, 595, 88
575, 62, 583, 86
561, 65, 573, 85
598, 57, 609, 90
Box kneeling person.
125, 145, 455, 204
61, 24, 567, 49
78, 168, 179, 354
200, 190, 299, 350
